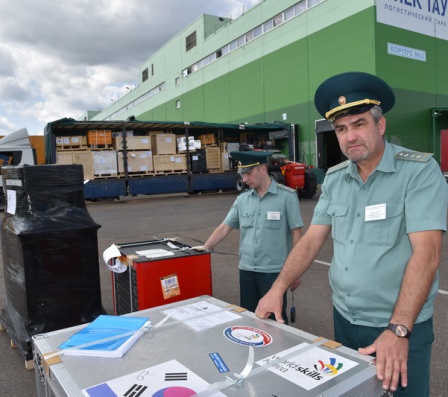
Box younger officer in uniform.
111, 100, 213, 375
202, 150, 303, 322
256, 72, 448, 396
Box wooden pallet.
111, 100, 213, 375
1, 322, 34, 370
117, 171, 156, 178
201, 144, 218, 148
56, 146, 89, 151
89, 144, 114, 150
153, 170, 188, 176
93, 173, 119, 179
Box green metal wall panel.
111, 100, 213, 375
375, 23, 448, 95
307, 8, 376, 81
262, 43, 309, 112
134, 4, 448, 165
228, 62, 265, 120
183, 88, 205, 121
203, 75, 232, 122
386, 89, 437, 149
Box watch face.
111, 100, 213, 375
396, 325, 408, 337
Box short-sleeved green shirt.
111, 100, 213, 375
312, 141, 448, 327
224, 181, 303, 273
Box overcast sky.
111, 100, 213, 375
0, 0, 257, 136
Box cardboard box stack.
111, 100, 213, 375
54, 130, 237, 180
55, 130, 117, 180
113, 135, 154, 174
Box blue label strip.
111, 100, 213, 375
209, 352, 229, 373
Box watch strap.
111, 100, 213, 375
387, 323, 411, 339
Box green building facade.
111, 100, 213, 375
88, 0, 448, 173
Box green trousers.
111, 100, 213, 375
239, 269, 288, 324
333, 307, 433, 397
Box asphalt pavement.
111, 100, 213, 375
0, 190, 447, 396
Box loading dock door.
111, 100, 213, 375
315, 119, 346, 170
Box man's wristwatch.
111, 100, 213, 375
387, 323, 411, 339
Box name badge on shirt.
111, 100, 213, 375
267, 211, 281, 220
365, 203, 386, 222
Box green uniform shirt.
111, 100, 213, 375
224, 181, 303, 273
312, 141, 448, 327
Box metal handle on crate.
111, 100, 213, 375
34, 352, 47, 387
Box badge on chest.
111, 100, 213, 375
365, 203, 386, 222
267, 211, 281, 220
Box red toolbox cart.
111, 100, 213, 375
110, 239, 212, 315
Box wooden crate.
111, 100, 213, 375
56, 151, 73, 165
205, 147, 221, 169
56, 136, 86, 147
69, 136, 87, 147
72, 151, 95, 180
198, 133, 216, 146
150, 133, 176, 155
114, 136, 151, 151
93, 150, 117, 176
153, 154, 187, 172
56, 136, 70, 146
117, 151, 154, 173
87, 130, 112, 146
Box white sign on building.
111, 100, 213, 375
376, 0, 448, 41
387, 42, 427, 61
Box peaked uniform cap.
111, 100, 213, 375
230, 150, 273, 174
314, 72, 395, 123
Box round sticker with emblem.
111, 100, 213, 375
223, 326, 272, 346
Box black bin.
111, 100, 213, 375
190, 149, 207, 173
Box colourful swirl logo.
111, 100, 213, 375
223, 326, 272, 346
314, 358, 343, 376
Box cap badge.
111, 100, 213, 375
338, 96, 346, 105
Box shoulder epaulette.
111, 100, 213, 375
326, 160, 350, 175
277, 183, 296, 193
395, 151, 433, 163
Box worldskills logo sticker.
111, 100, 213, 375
223, 326, 272, 347
256, 343, 359, 391
315, 357, 343, 376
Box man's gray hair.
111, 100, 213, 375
370, 105, 383, 124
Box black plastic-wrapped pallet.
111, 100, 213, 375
0, 164, 104, 361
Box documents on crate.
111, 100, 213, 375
103, 241, 189, 274
162, 300, 241, 332
58, 315, 151, 358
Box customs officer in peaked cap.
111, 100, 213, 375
232, 150, 273, 173
256, 72, 448, 397
201, 150, 304, 323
